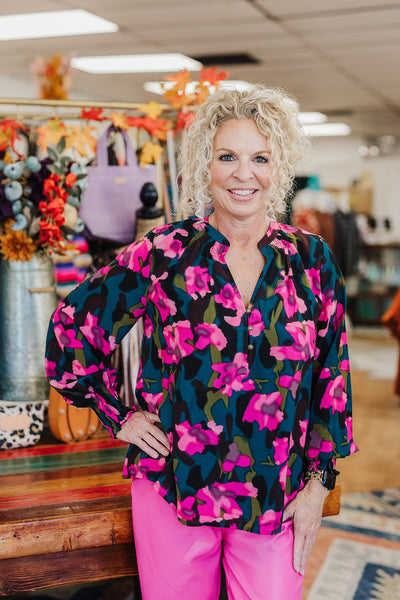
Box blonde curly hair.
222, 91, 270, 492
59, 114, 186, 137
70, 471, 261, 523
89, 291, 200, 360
177, 85, 310, 219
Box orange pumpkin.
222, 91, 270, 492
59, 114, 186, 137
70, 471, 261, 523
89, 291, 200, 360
48, 387, 103, 443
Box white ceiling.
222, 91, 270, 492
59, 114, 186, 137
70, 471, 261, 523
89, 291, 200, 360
1, 0, 400, 140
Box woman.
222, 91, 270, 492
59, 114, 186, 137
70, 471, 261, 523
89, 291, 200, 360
45, 86, 357, 600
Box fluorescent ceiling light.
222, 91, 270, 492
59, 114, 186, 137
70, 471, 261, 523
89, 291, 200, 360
72, 54, 202, 74
299, 112, 327, 125
144, 80, 254, 95
303, 123, 351, 137
0, 10, 118, 41
219, 81, 256, 92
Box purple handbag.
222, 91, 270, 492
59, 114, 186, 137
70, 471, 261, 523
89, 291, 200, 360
79, 127, 158, 243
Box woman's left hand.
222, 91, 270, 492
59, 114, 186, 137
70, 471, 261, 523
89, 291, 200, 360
282, 479, 329, 575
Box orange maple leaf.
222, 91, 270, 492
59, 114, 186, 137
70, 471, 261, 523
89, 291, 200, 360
126, 116, 146, 129
125, 116, 173, 141
110, 112, 130, 130
81, 108, 106, 121
163, 89, 197, 110
175, 111, 196, 134
199, 67, 230, 86
194, 84, 211, 105
162, 70, 199, 109
65, 126, 97, 157
138, 102, 163, 120
140, 117, 173, 141
0, 120, 28, 154
36, 119, 69, 153
140, 141, 164, 167
164, 70, 192, 92
0, 130, 10, 152
151, 119, 174, 142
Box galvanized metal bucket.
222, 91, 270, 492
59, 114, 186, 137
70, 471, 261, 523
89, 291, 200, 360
0, 254, 57, 403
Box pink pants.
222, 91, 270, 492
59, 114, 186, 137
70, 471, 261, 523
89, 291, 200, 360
131, 479, 303, 600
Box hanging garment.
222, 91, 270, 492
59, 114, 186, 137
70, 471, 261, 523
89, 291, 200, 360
333, 211, 361, 278
382, 285, 400, 395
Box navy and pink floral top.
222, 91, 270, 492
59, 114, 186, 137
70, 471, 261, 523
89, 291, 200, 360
45, 216, 357, 535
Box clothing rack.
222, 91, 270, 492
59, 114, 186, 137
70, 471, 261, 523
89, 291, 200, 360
0, 97, 170, 119
0, 96, 177, 217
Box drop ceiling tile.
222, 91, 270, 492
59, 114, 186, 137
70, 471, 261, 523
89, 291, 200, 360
257, 0, 400, 17
283, 6, 400, 32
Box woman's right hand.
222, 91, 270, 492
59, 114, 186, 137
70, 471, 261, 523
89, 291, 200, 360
116, 411, 170, 459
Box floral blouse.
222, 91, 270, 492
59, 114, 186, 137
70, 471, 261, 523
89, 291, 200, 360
45, 216, 357, 535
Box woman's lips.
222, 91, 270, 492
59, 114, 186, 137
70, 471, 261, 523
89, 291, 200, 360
228, 188, 258, 199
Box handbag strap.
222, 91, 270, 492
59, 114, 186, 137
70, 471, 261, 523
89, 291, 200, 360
96, 126, 138, 167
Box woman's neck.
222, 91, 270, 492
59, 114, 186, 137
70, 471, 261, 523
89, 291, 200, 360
209, 210, 270, 247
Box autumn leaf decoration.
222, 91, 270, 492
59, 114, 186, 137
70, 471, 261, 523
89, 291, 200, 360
140, 141, 164, 168
80, 108, 107, 121
162, 67, 230, 132
33, 67, 229, 167
110, 112, 130, 131
65, 126, 97, 156
0, 120, 28, 155
138, 102, 164, 120
36, 119, 69, 154
162, 70, 197, 110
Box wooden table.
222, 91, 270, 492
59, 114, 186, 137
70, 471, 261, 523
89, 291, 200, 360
0, 434, 138, 596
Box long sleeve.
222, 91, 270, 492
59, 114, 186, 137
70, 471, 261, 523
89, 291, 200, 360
45, 236, 153, 437
305, 240, 358, 470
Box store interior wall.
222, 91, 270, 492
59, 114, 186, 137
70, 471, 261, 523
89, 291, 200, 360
304, 137, 400, 235
0, 42, 399, 235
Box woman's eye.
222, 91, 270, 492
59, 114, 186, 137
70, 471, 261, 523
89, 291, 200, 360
255, 155, 268, 163
219, 154, 234, 161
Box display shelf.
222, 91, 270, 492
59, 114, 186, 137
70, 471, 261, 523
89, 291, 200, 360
349, 242, 400, 325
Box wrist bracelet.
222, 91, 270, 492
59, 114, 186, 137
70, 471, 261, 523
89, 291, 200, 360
304, 470, 325, 484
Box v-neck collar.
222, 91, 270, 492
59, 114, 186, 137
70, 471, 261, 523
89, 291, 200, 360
200, 215, 280, 252
197, 216, 277, 311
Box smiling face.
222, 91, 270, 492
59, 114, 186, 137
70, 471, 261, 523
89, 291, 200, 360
209, 118, 272, 223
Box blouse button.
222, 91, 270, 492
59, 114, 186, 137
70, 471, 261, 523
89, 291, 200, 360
248, 325, 253, 331
246, 307, 252, 314
248, 344, 254, 351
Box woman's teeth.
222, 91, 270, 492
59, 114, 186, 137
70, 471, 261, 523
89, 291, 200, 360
230, 189, 255, 197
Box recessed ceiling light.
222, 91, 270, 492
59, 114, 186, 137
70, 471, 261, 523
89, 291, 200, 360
72, 54, 203, 74
303, 123, 351, 137
0, 10, 118, 41
144, 80, 255, 95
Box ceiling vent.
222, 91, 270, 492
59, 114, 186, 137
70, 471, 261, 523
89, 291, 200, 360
191, 52, 260, 66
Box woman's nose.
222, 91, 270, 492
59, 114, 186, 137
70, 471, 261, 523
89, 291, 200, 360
233, 159, 252, 180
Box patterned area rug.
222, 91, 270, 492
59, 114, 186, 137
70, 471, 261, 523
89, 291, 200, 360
305, 489, 400, 599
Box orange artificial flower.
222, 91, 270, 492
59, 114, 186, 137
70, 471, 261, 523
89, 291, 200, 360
65, 172, 77, 188
0, 228, 37, 261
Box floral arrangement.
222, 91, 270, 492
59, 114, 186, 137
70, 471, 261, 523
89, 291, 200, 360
0, 138, 87, 261
0, 66, 229, 261
31, 54, 74, 100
